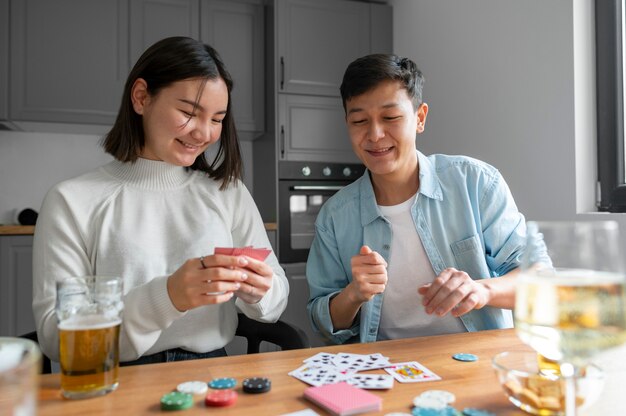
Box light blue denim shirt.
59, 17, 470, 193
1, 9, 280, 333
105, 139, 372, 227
306, 150, 537, 345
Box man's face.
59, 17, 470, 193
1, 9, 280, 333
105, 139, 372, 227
345, 80, 427, 182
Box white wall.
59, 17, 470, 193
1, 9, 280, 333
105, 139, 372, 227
0, 131, 254, 224
390, 0, 623, 224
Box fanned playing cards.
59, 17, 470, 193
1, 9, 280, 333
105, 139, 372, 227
214, 246, 271, 261
303, 382, 382, 416
289, 352, 394, 389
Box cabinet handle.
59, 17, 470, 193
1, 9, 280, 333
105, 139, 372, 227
280, 56, 285, 90
280, 125, 285, 158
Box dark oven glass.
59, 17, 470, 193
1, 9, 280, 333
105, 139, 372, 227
278, 180, 344, 263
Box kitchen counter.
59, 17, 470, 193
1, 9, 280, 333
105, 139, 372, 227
0, 225, 35, 235
0, 224, 277, 235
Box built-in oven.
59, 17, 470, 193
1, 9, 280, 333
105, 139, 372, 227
277, 161, 365, 264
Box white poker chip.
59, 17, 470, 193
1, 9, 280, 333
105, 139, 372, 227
412, 395, 447, 410
176, 380, 208, 395
419, 389, 456, 405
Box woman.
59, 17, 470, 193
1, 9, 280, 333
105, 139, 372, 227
33, 37, 288, 364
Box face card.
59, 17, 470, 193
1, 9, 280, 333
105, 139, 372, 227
384, 361, 441, 383
289, 364, 347, 387
345, 374, 394, 390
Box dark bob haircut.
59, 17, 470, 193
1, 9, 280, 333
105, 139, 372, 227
102, 36, 242, 190
339, 54, 425, 112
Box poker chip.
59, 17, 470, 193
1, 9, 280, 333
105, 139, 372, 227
384, 413, 413, 416
176, 380, 208, 395
452, 353, 478, 362
412, 395, 447, 410
462, 408, 495, 416
412, 406, 458, 416
419, 390, 456, 405
204, 389, 238, 407
242, 377, 271, 394
160, 391, 193, 411
208, 377, 237, 390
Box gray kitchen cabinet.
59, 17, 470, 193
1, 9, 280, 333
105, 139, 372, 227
129, 0, 200, 65
278, 94, 358, 163
201, 0, 265, 139
9, 0, 129, 125
280, 263, 325, 347
0, 0, 8, 122
276, 0, 370, 97
0, 236, 35, 337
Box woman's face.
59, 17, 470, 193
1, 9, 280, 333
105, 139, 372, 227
131, 77, 228, 167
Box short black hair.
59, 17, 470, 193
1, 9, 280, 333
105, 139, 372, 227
339, 54, 425, 112
102, 36, 242, 190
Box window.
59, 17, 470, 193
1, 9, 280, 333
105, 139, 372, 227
597, 0, 626, 211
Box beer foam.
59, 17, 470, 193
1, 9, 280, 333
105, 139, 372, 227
58, 315, 121, 331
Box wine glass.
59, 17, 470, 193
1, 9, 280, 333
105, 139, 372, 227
515, 220, 626, 416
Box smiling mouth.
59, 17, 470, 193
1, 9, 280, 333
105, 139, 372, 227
176, 138, 204, 150
366, 147, 393, 155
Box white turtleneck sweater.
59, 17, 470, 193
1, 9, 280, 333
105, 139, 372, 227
32, 158, 288, 362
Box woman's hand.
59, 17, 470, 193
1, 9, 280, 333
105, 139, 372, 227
418, 267, 490, 317
166, 255, 250, 312
232, 256, 274, 304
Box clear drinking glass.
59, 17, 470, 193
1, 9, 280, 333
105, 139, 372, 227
515, 221, 626, 416
56, 276, 123, 399
0, 337, 41, 415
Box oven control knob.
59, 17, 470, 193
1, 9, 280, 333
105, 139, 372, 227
301, 166, 311, 177
322, 166, 332, 176
343, 167, 352, 177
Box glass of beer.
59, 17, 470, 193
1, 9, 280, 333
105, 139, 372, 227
56, 276, 123, 399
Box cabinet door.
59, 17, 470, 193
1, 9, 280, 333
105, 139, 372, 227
201, 0, 264, 137
0, 236, 35, 336
278, 94, 359, 163
10, 0, 129, 125
281, 263, 326, 347
370, 2, 393, 54
129, 0, 200, 65
276, 0, 370, 97
0, 0, 8, 120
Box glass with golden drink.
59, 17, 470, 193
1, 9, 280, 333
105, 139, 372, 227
56, 276, 123, 399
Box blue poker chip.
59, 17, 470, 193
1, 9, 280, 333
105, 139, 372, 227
452, 353, 478, 362
462, 408, 495, 416
412, 406, 459, 416
208, 377, 237, 389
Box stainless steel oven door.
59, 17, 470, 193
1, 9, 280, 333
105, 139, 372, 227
278, 180, 345, 263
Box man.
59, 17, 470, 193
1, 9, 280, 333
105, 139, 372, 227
306, 54, 540, 344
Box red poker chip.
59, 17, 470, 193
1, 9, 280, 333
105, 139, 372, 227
204, 389, 238, 407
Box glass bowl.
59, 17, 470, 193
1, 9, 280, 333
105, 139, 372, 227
492, 351, 604, 415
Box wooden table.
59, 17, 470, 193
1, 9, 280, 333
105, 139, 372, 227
38, 329, 531, 415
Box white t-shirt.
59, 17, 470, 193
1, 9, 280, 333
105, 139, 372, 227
377, 194, 466, 340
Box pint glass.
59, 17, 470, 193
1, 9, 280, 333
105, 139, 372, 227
56, 276, 123, 399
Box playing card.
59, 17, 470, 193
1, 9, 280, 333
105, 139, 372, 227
289, 364, 348, 387
332, 352, 391, 372
214, 246, 271, 261
384, 361, 441, 383
303, 352, 336, 367
345, 373, 394, 390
